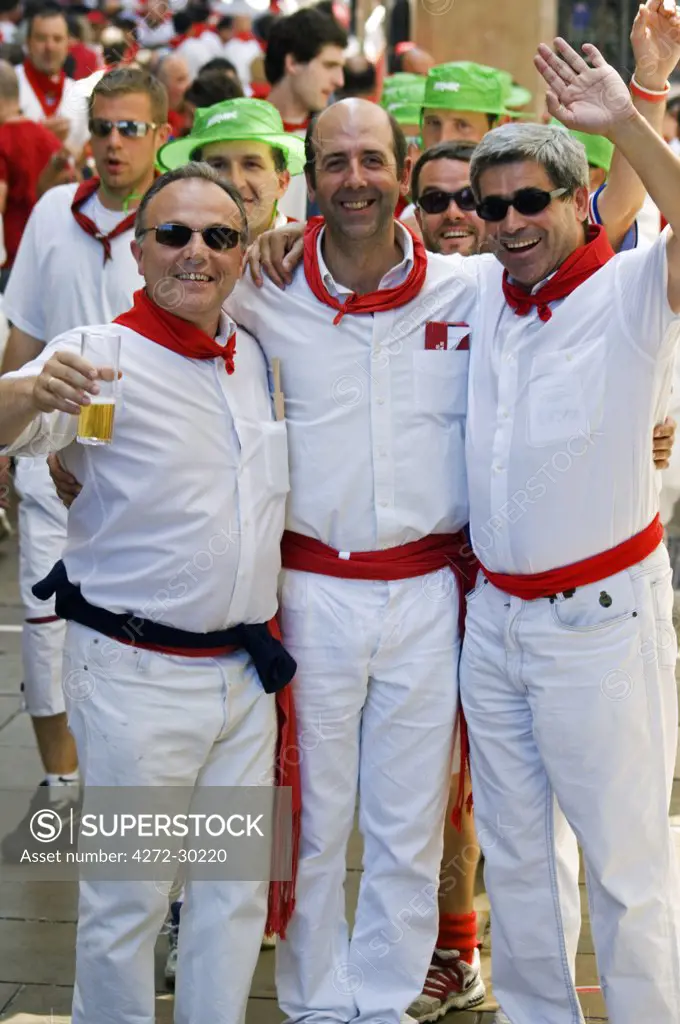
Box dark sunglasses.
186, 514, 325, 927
138, 223, 242, 251
417, 187, 477, 215
89, 118, 159, 139
476, 186, 568, 222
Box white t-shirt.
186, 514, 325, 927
3, 316, 289, 631
221, 37, 262, 90
16, 63, 90, 154
4, 183, 141, 343
175, 33, 222, 77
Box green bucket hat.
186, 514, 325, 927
380, 73, 426, 127
423, 61, 531, 117
550, 119, 613, 172
157, 97, 306, 175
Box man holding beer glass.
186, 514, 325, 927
0, 163, 294, 1024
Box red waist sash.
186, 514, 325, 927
281, 530, 479, 585
481, 515, 663, 600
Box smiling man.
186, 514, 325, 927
158, 97, 305, 240
0, 163, 294, 1024
412, 141, 485, 256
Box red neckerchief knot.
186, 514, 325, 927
71, 178, 137, 264
114, 288, 237, 373
302, 215, 428, 325
501, 224, 615, 323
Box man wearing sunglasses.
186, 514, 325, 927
0, 66, 169, 864
412, 141, 485, 257
458, 34, 680, 1024
0, 163, 294, 1024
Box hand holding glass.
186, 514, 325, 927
77, 333, 120, 446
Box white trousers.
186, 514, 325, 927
63, 622, 277, 1024
276, 568, 460, 1024
460, 544, 680, 1024
15, 458, 67, 716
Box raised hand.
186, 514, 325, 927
534, 38, 636, 135
632, 0, 680, 91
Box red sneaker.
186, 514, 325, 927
408, 947, 486, 1022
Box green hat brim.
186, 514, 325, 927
157, 130, 306, 176
506, 83, 532, 110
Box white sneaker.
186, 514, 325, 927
408, 948, 486, 1022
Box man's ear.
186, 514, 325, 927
131, 238, 143, 274
284, 52, 300, 78
573, 184, 590, 222
276, 169, 291, 200
399, 154, 413, 197
304, 167, 316, 204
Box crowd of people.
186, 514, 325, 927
1, 1, 680, 1023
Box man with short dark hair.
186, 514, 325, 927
0, 161, 294, 1024
158, 96, 305, 241
265, 6, 346, 220
412, 141, 484, 257
17, 4, 89, 153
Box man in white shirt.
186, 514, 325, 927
0, 66, 169, 861
16, 4, 89, 155
264, 7, 346, 222
0, 163, 293, 1024
157, 96, 306, 238
228, 97, 482, 1024
458, 38, 680, 1024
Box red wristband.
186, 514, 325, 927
630, 74, 670, 103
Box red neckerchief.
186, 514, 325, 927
502, 224, 615, 323
303, 215, 428, 325
22, 59, 65, 117
114, 288, 236, 373
170, 22, 211, 47
281, 118, 310, 133
395, 195, 409, 219
234, 30, 257, 41
71, 178, 136, 264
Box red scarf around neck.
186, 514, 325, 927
502, 224, 615, 323
23, 59, 65, 117
303, 215, 428, 325
71, 178, 137, 264
114, 288, 236, 373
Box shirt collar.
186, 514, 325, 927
316, 221, 415, 298
216, 310, 237, 343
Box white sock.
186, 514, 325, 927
44, 770, 79, 786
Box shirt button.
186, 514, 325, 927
377, 397, 385, 405
377, 447, 387, 457
379, 499, 388, 508
494, 463, 503, 473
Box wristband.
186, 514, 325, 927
630, 73, 671, 102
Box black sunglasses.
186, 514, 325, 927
138, 223, 242, 251
89, 118, 159, 139
417, 187, 477, 215
476, 187, 568, 222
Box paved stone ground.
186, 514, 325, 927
0, 515, 678, 1023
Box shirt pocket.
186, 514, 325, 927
527, 349, 604, 447
413, 350, 469, 416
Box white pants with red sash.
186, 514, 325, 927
14, 457, 67, 717
63, 621, 276, 1024
275, 533, 465, 1024
461, 541, 680, 1024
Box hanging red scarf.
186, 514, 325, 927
303, 215, 428, 325
23, 59, 65, 117
114, 288, 236, 372
71, 178, 136, 264
502, 224, 614, 323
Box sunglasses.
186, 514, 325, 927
417, 187, 477, 215
138, 223, 242, 251
476, 187, 568, 222
89, 119, 159, 139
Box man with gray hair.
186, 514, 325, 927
0, 163, 295, 1024
459, 36, 680, 1024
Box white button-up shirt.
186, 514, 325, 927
227, 224, 483, 551
2, 317, 289, 632
465, 230, 680, 574
4, 183, 141, 343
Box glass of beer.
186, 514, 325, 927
77, 332, 121, 446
